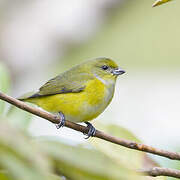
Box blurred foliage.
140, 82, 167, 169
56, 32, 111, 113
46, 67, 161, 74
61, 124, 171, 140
89, 123, 165, 180
6, 106, 32, 131
0, 122, 54, 180
0, 63, 168, 179
41, 140, 138, 180
0, 119, 166, 180
0, 63, 32, 129
0, 62, 10, 115
57, 0, 180, 73
90, 123, 146, 168
153, 0, 173, 7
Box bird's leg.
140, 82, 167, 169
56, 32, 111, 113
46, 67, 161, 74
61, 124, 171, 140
55, 112, 66, 129
84, 122, 96, 139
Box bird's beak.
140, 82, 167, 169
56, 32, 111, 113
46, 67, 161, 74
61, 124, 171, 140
113, 68, 126, 76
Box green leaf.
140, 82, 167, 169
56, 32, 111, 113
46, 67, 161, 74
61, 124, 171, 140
152, 0, 173, 7
0, 63, 10, 115
47, 174, 64, 180
0, 171, 10, 180
89, 123, 166, 180
40, 139, 140, 180
0, 121, 54, 180
89, 123, 142, 168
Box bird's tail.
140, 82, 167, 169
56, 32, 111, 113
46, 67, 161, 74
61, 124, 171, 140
18, 91, 38, 103
7, 91, 38, 116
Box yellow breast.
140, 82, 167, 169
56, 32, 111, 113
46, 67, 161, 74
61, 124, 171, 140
28, 78, 115, 123
80, 78, 115, 121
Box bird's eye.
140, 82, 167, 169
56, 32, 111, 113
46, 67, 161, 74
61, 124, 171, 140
101, 65, 109, 70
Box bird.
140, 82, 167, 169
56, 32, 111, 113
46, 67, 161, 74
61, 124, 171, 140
19, 57, 125, 138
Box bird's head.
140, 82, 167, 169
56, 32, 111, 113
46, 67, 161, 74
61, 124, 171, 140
86, 57, 125, 81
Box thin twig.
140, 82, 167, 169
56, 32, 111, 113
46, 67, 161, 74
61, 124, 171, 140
0, 92, 180, 161
140, 167, 180, 179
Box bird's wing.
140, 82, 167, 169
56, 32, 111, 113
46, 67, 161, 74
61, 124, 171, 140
31, 71, 93, 97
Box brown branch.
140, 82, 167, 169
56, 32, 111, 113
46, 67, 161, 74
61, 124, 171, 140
140, 167, 180, 179
0, 91, 180, 161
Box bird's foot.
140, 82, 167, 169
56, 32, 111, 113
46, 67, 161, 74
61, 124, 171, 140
55, 112, 66, 129
84, 122, 96, 139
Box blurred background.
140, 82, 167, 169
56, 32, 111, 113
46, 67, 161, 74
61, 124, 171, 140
0, 0, 180, 175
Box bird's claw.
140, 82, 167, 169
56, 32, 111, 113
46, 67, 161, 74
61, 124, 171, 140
55, 112, 65, 129
84, 122, 96, 139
